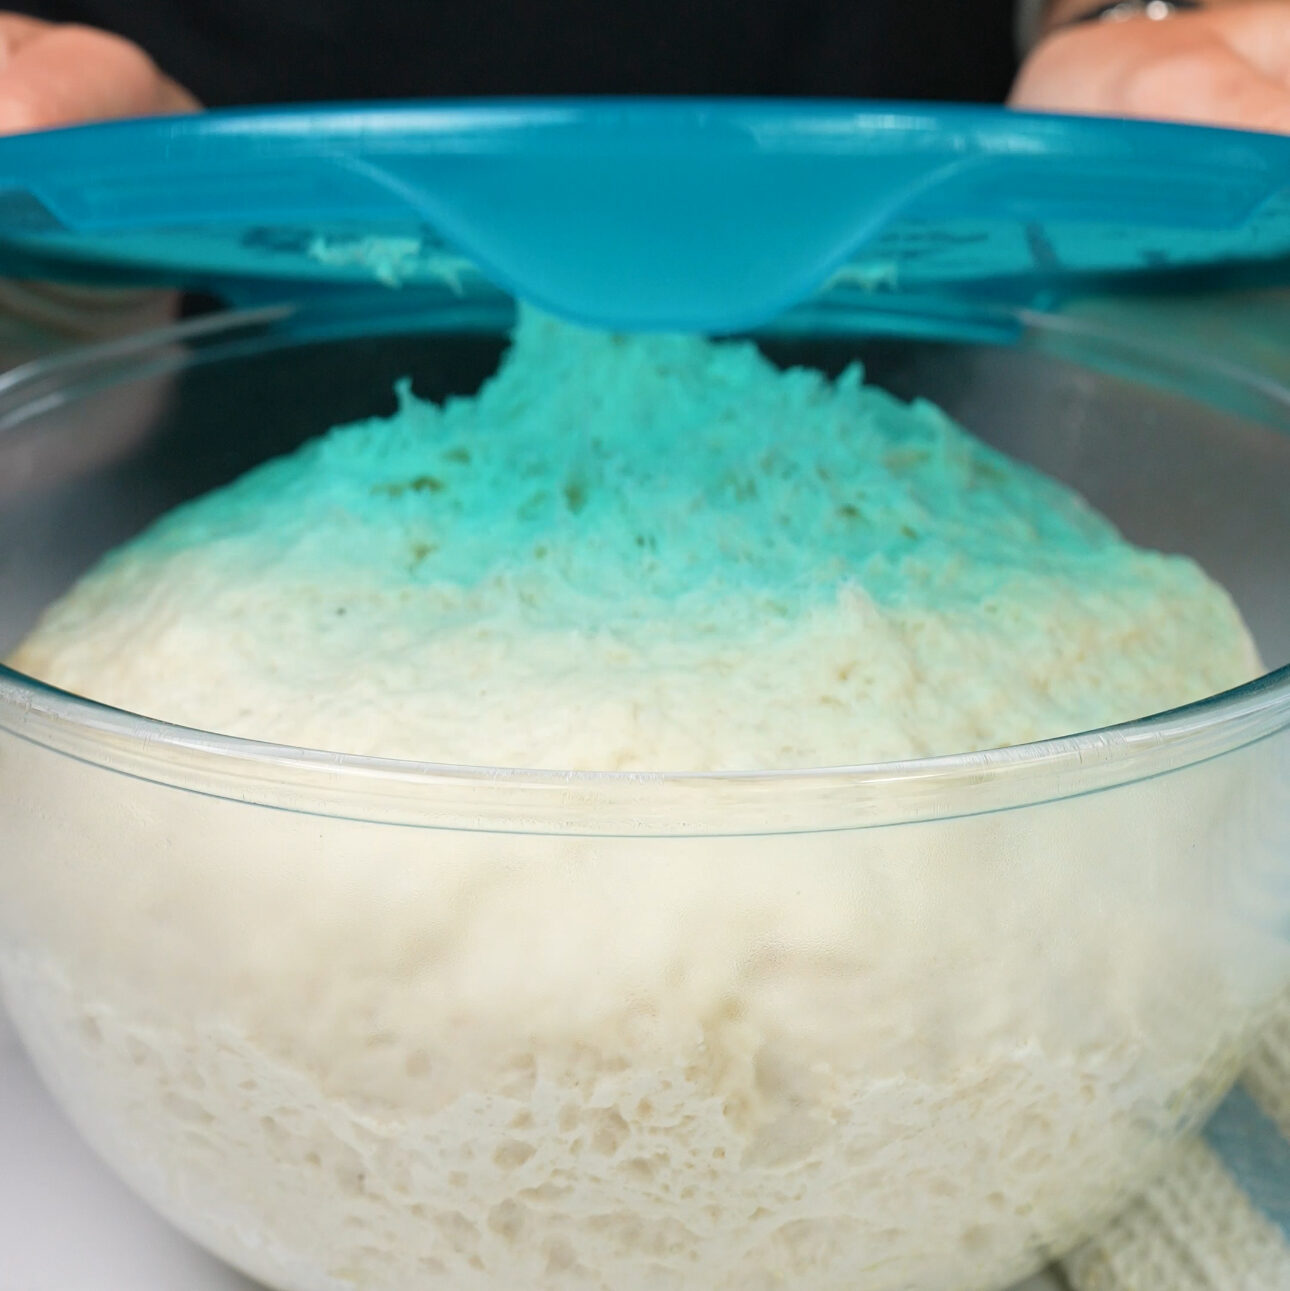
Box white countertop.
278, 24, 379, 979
0, 1004, 259, 1291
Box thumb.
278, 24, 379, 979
0, 19, 197, 135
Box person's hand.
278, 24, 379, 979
0, 17, 197, 357
0, 12, 196, 135
1012, 1, 1290, 133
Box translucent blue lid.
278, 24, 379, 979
0, 99, 1288, 332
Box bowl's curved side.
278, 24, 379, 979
1, 302, 1290, 1291
2, 716, 1289, 1291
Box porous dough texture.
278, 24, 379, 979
2, 312, 1277, 1291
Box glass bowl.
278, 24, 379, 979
0, 300, 1288, 1291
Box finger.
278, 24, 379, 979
1011, 21, 1183, 114
1199, 2, 1290, 82
1023, 4, 1290, 89
0, 12, 57, 59
1116, 36, 1290, 132
0, 23, 197, 134
1012, 23, 1290, 134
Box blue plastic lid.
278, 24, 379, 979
0, 99, 1289, 332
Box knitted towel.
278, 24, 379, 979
1060, 996, 1290, 1290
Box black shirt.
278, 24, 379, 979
12, 1, 1020, 108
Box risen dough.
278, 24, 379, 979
11, 310, 1257, 769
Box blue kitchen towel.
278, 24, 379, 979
1062, 997, 1290, 1290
